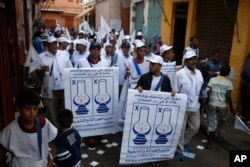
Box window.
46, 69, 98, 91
68, 0, 73, 3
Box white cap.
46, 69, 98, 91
124, 35, 130, 40
47, 36, 57, 43
160, 45, 173, 55
137, 31, 143, 36
148, 56, 163, 65
79, 30, 85, 34
57, 37, 71, 43
76, 39, 88, 46
104, 42, 112, 48
134, 39, 142, 45
135, 41, 145, 48
184, 50, 197, 59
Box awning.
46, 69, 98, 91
75, 7, 94, 19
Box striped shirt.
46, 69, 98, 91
208, 76, 233, 107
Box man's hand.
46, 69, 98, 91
41, 65, 49, 72
137, 86, 143, 93
171, 90, 176, 96
124, 69, 131, 79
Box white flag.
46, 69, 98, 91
65, 28, 71, 40
130, 30, 136, 44
96, 27, 102, 43
234, 115, 250, 135
117, 29, 124, 48
100, 15, 111, 39
24, 45, 44, 74
79, 21, 94, 35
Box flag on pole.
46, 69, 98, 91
234, 115, 250, 135
100, 15, 111, 39
65, 28, 71, 40
24, 44, 44, 74
130, 30, 136, 44
96, 27, 102, 43
117, 29, 124, 48
79, 21, 94, 35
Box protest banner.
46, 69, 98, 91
120, 89, 187, 164
64, 67, 119, 137
161, 61, 176, 88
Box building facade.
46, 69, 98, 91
160, 0, 250, 111
41, 0, 84, 29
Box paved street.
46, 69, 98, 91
78, 132, 229, 167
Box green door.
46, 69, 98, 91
135, 2, 144, 31
147, 0, 162, 43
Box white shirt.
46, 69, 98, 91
175, 66, 204, 111
71, 50, 89, 67
77, 57, 109, 68
37, 50, 72, 91
150, 75, 161, 91
0, 118, 57, 167
128, 59, 149, 88
117, 52, 133, 85
101, 54, 112, 67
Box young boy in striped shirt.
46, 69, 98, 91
206, 64, 235, 149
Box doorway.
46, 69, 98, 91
172, 3, 188, 65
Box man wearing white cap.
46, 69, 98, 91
71, 39, 89, 67
32, 36, 73, 125
175, 50, 204, 160
127, 41, 149, 88
57, 37, 71, 51
182, 35, 199, 65
78, 30, 87, 39
160, 45, 176, 88
136, 56, 172, 92
101, 42, 113, 67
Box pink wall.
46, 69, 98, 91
41, 0, 83, 29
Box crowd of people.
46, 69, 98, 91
0, 24, 244, 167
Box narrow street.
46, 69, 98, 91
78, 132, 229, 167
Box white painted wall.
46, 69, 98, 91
95, 0, 121, 31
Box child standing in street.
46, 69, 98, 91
206, 64, 235, 149
0, 90, 57, 167
53, 109, 82, 167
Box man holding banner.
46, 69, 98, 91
136, 56, 172, 93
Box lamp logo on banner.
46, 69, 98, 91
64, 67, 119, 137
120, 89, 187, 164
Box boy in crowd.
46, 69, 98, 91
0, 90, 57, 167
206, 64, 235, 149
53, 109, 82, 167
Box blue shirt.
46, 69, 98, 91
206, 59, 222, 80
54, 128, 81, 167
32, 37, 44, 54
